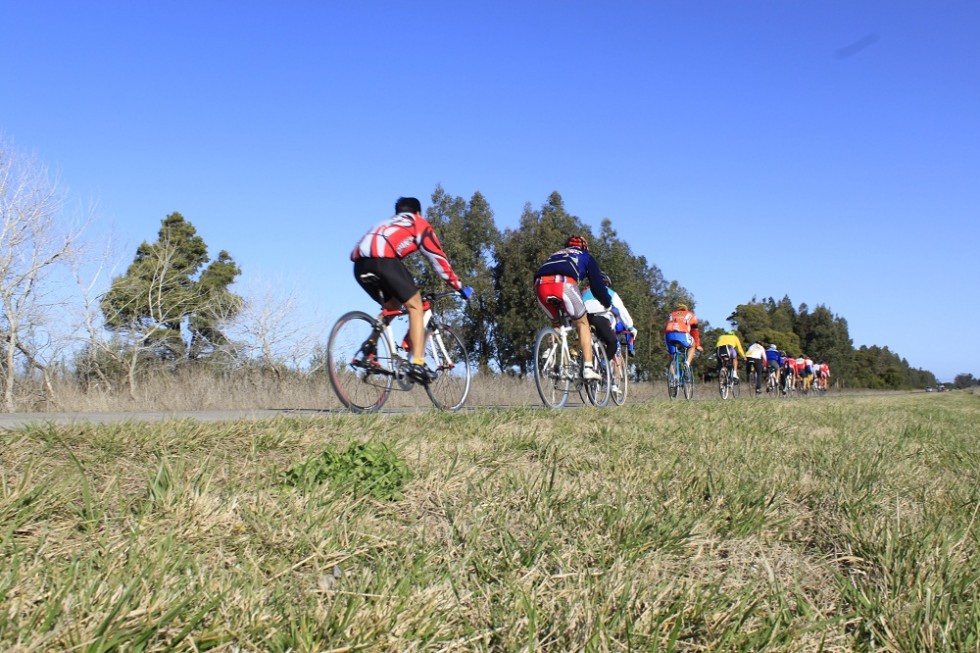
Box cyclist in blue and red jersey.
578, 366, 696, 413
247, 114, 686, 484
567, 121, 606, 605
534, 235, 611, 382
765, 344, 783, 393
351, 196, 472, 384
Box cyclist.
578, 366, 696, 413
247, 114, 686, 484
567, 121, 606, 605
715, 329, 746, 380
351, 196, 472, 384
765, 344, 783, 393
819, 362, 831, 390
663, 303, 702, 370
781, 351, 795, 394
534, 235, 612, 382
583, 272, 638, 397
745, 340, 767, 394
803, 354, 815, 392
795, 354, 809, 392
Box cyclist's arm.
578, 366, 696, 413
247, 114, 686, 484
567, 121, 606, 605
611, 293, 635, 329
415, 217, 463, 291
584, 256, 612, 309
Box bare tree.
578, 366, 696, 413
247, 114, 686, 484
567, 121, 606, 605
227, 280, 323, 379
0, 135, 85, 412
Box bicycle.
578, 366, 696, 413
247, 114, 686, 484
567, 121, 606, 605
533, 300, 611, 409
327, 291, 471, 412
765, 365, 780, 397
746, 362, 764, 398
718, 357, 740, 400
782, 368, 795, 398
666, 345, 695, 401
610, 330, 634, 406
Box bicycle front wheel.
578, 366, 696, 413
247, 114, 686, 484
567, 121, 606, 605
534, 327, 570, 409
424, 326, 471, 411
612, 351, 628, 406
327, 311, 393, 413
585, 338, 611, 407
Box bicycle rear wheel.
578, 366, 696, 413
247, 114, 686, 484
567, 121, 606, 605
534, 327, 570, 408
611, 351, 628, 406
585, 338, 611, 407
424, 326, 471, 411
667, 356, 680, 400
327, 311, 393, 413
719, 367, 730, 399
682, 361, 694, 400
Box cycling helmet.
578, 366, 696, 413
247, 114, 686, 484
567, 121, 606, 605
726, 329, 735, 335
601, 272, 611, 286
768, 344, 778, 350
566, 234, 588, 251
676, 303, 688, 311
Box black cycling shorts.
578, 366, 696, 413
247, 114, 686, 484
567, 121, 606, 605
353, 257, 417, 305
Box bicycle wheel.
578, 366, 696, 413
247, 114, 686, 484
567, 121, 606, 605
424, 326, 471, 411
611, 350, 628, 406
327, 311, 393, 413
667, 356, 680, 400
585, 338, 611, 407
732, 371, 741, 399
534, 327, 570, 408
718, 367, 730, 400
682, 361, 694, 400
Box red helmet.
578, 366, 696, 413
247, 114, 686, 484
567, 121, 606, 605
566, 235, 588, 251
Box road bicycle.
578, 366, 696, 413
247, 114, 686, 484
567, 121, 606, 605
765, 365, 780, 397
326, 291, 471, 412
782, 369, 795, 398
610, 330, 634, 406
746, 362, 764, 398
533, 300, 611, 409
666, 345, 695, 401
718, 359, 740, 400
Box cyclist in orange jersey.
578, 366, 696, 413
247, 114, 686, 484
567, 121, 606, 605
663, 303, 702, 369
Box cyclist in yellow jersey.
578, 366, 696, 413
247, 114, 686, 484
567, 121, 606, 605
715, 330, 746, 379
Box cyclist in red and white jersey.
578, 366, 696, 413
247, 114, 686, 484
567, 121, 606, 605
351, 196, 472, 383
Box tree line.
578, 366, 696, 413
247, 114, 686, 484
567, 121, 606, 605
418, 186, 938, 390
1, 135, 950, 411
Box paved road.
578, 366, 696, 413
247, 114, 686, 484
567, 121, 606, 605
0, 408, 348, 430
0, 404, 537, 430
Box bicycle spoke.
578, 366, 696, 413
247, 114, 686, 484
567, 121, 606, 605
586, 338, 611, 407
534, 328, 569, 408
424, 327, 471, 411
327, 312, 393, 413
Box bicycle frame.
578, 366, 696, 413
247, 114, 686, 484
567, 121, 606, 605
667, 346, 695, 400
327, 291, 471, 412
534, 302, 609, 408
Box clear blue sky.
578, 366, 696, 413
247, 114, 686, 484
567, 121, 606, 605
5, 2, 978, 382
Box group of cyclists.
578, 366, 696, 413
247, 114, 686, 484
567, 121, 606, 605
348, 198, 827, 400
713, 329, 832, 396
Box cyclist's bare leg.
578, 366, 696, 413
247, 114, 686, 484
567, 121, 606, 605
397, 292, 425, 363
574, 314, 594, 366
686, 346, 700, 368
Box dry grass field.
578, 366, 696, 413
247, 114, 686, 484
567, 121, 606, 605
1, 390, 977, 651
